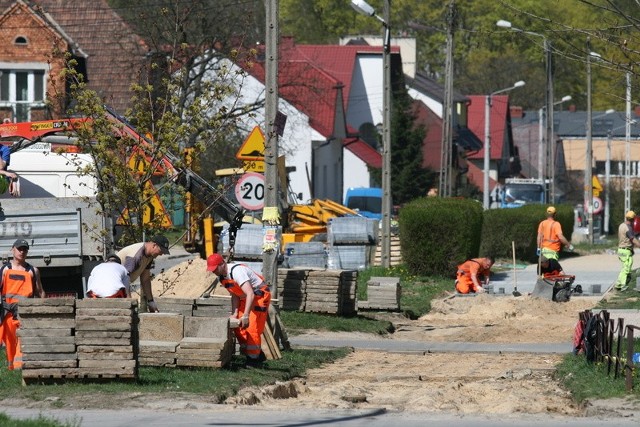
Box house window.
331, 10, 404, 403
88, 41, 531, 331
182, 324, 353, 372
14, 36, 28, 45
0, 69, 46, 121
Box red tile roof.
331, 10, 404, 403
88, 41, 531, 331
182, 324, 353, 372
466, 94, 510, 161
0, 0, 147, 112
246, 38, 395, 167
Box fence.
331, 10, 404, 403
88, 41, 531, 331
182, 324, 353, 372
580, 309, 640, 392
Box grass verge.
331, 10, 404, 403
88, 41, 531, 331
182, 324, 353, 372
0, 413, 80, 427
0, 347, 350, 406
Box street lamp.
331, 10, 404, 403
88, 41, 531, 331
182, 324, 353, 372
483, 80, 525, 210
351, 0, 392, 268
585, 47, 608, 244
537, 95, 572, 181
497, 20, 554, 201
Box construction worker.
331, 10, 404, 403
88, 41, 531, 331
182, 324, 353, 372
615, 210, 640, 291
538, 256, 565, 278
116, 235, 170, 312
455, 256, 494, 294
86, 254, 130, 298
0, 239, 45, 370
537, 206, 573, 261
206, 253, 270, 367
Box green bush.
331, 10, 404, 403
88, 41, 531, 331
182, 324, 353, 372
479, 204, 574, 262
399, 197, 483, 277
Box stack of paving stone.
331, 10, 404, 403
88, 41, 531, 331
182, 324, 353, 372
19, 298, 77, 382
277, 269, 307, 311
277, 269, 358, 315
193, 296, 231, 317
155, 297, 195, 316
74, 298, 138, 379
284, 242, 327, 268
358, 277, 401, 311
138, 312, 183, 367
327, 217, 378, 270
176, 317, 234, 368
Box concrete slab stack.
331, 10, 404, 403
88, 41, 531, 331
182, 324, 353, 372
277, 268, 358, 315
74, 299, 138, 379
193, 296, 231, 317
155, 297, 195, 316
138, 312, 183, 367
19, 298, 77, 381
176, 317, 234, 368
358, 277, 401, 311
277, 269, 307, 311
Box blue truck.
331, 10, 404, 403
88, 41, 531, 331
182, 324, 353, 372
344, 187, 383, 220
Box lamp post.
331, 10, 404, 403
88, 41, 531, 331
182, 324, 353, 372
497, 20, 553, 201
483, 80, 525, 210
537, 95, 571, 181
351, 0, 392, 267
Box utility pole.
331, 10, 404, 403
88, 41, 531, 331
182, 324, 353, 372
586, 37, 594, 245
439, 0, 455, 197
262, 0, 279, 296
625, 70, 632, 214
545, 39, 554, 203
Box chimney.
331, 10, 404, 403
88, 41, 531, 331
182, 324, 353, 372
510, 106, 523, 118
568, 104, 577, 112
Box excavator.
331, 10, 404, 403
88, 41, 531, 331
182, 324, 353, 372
0, 107, 245, 261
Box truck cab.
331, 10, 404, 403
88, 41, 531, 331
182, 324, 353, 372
497, 178, 547, 208
344, 187, 383, 220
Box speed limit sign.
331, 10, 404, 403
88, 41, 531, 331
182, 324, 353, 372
592, 196, 603, 215
235, 172, 265, 211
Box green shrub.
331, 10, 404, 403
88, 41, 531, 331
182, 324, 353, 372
399, 197, 483, 277
480, 204, 574, 262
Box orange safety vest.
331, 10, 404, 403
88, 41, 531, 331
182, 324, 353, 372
0, 262, 35, 370
538, 218, 562, 252
455, 259, 489, 294
220, 264, 271, 357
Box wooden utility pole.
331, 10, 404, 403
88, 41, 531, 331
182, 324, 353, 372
262, 0, 279, 296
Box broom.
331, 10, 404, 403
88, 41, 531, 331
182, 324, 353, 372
512, 241, 522, 296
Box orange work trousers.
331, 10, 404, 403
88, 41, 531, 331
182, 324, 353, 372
0, 313, 22, 370
235, 289, 272, 357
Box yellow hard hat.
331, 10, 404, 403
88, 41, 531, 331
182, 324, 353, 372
546, 206, 556, 215
626, 210, 636, 220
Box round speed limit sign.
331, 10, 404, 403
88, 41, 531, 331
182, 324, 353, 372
235, 172, 265, 211
592, 196, 603, 215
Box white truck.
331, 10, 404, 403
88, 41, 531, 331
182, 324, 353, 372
493, 178, 547, 209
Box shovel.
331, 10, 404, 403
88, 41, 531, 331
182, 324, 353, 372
512, 241, 522, 297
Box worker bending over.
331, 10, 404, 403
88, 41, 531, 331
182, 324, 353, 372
206, 253, 270, 367
86, 254, 130, 298
538, 256, 565, 278
455, 256, 494, 294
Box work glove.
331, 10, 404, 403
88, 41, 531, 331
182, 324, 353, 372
239, 316, 249, 328
568, 245, 574, 252
147, 299, 159, 313
536, 248, 541, 256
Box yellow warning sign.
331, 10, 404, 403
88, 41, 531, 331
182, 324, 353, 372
242, 160, 265, 173
236, 126, 265, 161
592, 176, 603, 197
117, 181, 173, 228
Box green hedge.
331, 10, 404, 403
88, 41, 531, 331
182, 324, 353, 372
399, 197, 483, 277
479, 204, 574, 263
399, 200, 574, 277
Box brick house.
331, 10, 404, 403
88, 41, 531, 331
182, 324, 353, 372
0, 0, 146, 121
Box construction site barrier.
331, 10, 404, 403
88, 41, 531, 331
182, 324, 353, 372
579, 309, 640, 392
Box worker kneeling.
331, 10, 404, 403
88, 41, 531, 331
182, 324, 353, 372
532, 256, 578, 302
455, 257, 494, 294
207, 254, 270, 367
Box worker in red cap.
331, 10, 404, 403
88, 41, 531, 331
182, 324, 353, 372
206, 253, 270, 367
537, 206, 573, 261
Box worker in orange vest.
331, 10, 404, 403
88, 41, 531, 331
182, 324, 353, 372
455, 256, 494, 294
206, 253, 270, 367
0, 239, 45, 370
537, 206, 573, 261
